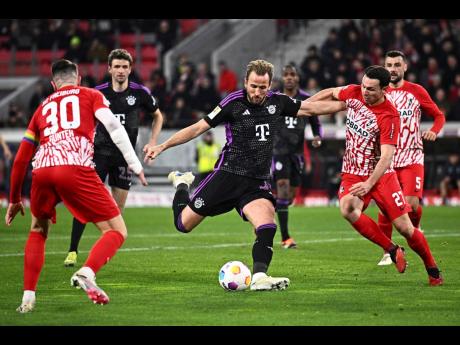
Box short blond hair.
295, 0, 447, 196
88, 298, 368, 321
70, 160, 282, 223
245, 59, 274, 84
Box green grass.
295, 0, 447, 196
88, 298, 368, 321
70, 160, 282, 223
1, 206, 459, 325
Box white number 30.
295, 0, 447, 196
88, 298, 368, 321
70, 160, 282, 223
42, 95, 81, 137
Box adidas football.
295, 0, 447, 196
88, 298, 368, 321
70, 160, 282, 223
218, 261, 252, 291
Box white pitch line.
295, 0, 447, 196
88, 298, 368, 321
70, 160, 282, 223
0, 232, 459, 258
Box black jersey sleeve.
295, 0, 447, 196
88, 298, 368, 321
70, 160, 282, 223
308, 115, 323, 137
203, 104, 232, 127
279, 94, 302, 117
141, 89, 159, 113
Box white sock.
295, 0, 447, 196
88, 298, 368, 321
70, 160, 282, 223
252, 272, 267, 283
23, 290, 36, 303
77, 266, 95, 280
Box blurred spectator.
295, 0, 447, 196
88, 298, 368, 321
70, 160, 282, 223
86, 37, 108, 62
193, 130, 221, 188
63, 35, 86, 63
7, 103, 27, 127
149, 69, 168, 112
326, 148, 344, 205
217, 60, 238, 98
192, 76, 220, 116
439, 153, 460, 205
156, 20, 177, 63
0, 134, 12, 162
28, 81, 51, 114
168, 97, 195, 128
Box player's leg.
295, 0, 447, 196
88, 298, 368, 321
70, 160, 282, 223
17, 216, 52, 313
18, 170, 59, 313
398, 164, 424, 229
391, 214, 443, 285
376, 211, 393, 265
242, 198, 289, 291
57, 166, 123, 304
339, 174, 398, 252
276, 178, 292, 244
168, 170, 205, 232
65, 155, 110, 266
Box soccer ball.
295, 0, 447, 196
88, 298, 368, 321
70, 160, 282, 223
218, 261, 252, 291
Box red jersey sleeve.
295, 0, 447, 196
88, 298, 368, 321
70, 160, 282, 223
413, 84, 445, 134
91, 88, 111, 114
9, 111, 40, 203
337, 84, 359, 102
378, 108, 400, 146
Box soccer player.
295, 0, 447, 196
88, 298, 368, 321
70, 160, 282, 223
5, 59, 147, 313
144, 59, 337, 291
273, 64, 322, 249
302, 65, 444, 286
64, 49, 163, 267
376, 50, 445, 265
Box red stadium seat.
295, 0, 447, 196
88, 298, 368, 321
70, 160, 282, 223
180, 19, 199, 37
15, 50, 33, 63
119, 33, 144, 48
39, 62, 52, 76
0, 49, 11, 62
138, 62, 157, 82
141, 45, 158, 63
37, 50, 54, 63
14, 64, 33, 76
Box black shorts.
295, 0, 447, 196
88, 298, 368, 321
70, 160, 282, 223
272, 154, 305, 187
94, 153, 132, 190
189, 170, 276, 221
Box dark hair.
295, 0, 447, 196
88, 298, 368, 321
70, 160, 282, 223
108, 48, 133, 67
364, 65, 391, 88
282, 64, 298, 74
385, 50, 407, 62
51, 59, 77, 78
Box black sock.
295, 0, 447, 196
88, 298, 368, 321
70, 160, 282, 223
173, 183, 190, 232
69, 218, 86, 253
276, 199, 290, 241
252, 224, 276, 273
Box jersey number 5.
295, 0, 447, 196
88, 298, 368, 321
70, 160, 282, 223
42, 95, 81, 136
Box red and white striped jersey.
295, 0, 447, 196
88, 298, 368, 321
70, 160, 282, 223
338, 85, 400, 176
27, 85, 110, 170
386, 81, 445, 167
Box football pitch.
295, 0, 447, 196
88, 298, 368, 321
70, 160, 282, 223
1, 206, 459, 326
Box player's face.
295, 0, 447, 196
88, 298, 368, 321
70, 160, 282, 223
384, 56, 407, 84
245, 71, 271, 105
109, 59, 132, 84
282, 68, 298, 92
361, 75, 385, 105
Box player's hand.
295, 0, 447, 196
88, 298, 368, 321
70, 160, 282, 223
422, 130, 437, 141
312, 136, 322, 148
137, 170, 148, 186
143, 144, 164, 163
349, 181, 372, 197
5, 202, 25, 226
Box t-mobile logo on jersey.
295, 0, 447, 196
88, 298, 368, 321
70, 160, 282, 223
113, 113, 126, 125
285, 117, 297, 128
255, 124, 270, 141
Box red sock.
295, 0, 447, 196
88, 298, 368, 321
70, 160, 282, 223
378, 212, 393, 241
84, 230, 125, 274
24, 231, 47, 291
352, 214, 393, 251
408, 205, 422, 228
406, 228, 437, 268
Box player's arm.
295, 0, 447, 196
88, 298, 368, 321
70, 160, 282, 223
0, 135, 12, 161
349, 144, 396, 197
5, 129, 38, 225
144, 119, 211, 162
307, 115, 323, 148
95, 107, 147, 186
418, 87, 446, 141
304, 87, 342, 102
144, 108, 164, 149
297, 100, 347, 117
